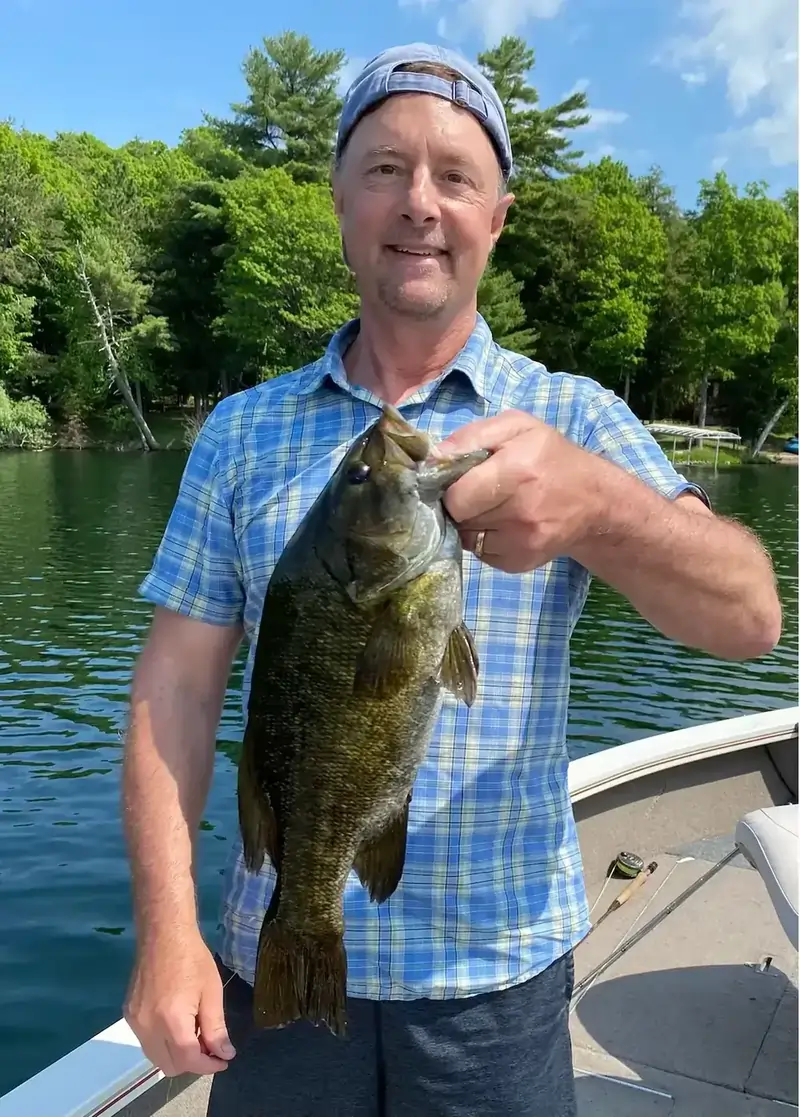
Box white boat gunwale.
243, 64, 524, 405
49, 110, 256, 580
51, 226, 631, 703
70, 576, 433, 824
568, 706, 798, 803
1, 705, 797, 1117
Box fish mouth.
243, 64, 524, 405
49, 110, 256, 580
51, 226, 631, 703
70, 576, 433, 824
360, 405, 432, 469
356, 406, 489, 503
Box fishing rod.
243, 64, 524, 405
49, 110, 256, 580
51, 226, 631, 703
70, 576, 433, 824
582, 851, 653, 928
573, 845, 740, 1001
581, 858, 659, 942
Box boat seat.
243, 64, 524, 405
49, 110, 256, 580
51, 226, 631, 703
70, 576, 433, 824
735, 805, 798, 950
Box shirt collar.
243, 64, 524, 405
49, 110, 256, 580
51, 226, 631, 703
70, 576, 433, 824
295, 313, 498, 406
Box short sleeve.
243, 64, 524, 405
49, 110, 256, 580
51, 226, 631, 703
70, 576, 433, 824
138, 405, 245, 625
582, 390, 711, 508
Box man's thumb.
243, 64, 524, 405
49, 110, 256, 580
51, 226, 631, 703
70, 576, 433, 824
197, 985, 236, 1061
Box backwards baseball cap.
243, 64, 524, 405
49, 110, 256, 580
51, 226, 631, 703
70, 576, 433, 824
336, 43, 513, 180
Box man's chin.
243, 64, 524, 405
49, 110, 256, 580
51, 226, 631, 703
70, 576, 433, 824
375, 280, 452, 320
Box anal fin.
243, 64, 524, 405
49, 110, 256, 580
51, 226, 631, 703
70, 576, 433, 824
353, 796, 411, 903
440, 623, 479, 707
237, 723, 279, 874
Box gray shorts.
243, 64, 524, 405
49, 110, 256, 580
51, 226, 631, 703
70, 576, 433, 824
206, 951, 577, 1117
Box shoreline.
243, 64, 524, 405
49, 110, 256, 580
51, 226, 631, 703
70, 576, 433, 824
2, 442, 798, 465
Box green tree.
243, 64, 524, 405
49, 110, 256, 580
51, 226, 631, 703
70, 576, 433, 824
0, 31, 795, 456
206, 31, 345, 183
216, 167, 357, 378
0, 285, 36, 384
635, 167, 696, 419
492, 178, 596, 370
566, 159, 668, 399
679, 173, 793, 427
178, 125, 251, 181
69, 231, 170, 448
148, 179, 237, 408
728, 187, 798, 447
476, 36, 589, 179
477, 263, 538, 355
0, 126, 69, 399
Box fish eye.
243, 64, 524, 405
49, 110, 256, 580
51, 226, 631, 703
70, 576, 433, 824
347, 462, 371, 484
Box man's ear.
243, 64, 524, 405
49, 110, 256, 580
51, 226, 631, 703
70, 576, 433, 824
332, 165, 345, 218
491, 191, 515, 247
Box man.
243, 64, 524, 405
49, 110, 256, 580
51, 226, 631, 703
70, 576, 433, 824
121, 43, 782, 1117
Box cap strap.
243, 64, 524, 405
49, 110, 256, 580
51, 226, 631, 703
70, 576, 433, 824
385, 71, 489, 122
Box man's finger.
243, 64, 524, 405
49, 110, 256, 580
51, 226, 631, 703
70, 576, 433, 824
164, 1031, 231, 1076
162, 1011, 231, 1076
442, 458, 509, 522
197, 982, 236, 1062
142, 1037, 177, 1079
435, 410, 539, 456
441, 447, 530, 523
457, 504, 520, 532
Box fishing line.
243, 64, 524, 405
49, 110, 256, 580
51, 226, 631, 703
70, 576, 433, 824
584, 860, 659, 941
587, 851, 647, 918
588, 873, 613, 916
571, 847, 740, 1012
571, 858, 680, 1016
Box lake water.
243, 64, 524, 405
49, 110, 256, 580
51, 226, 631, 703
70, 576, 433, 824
0, 452, 796, 1097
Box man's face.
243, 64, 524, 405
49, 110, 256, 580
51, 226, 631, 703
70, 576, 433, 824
333, 93, 514, 321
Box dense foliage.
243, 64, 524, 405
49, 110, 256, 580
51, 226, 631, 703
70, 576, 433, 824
0, 32, 796, 450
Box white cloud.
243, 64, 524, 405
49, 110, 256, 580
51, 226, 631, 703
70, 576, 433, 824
414, 0, 565, 46
680, 71, 707, 86
562, 80, 628, 134
567, 77, 590, 96
583, 108, 629, 131
662, 0, 798, 167
583, 143, 616, 162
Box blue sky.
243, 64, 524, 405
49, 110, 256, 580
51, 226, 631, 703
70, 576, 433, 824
2, 0, 796, 208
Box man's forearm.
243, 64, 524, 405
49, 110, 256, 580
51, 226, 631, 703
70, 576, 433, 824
122, 657, 227, 945
572, 459, 782, 660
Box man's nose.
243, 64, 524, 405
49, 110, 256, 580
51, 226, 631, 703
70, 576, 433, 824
400, 167, 441, 225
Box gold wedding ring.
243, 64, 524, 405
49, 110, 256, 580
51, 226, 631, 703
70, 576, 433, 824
474, 530, 487, 560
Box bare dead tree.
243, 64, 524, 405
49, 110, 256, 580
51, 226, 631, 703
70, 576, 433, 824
75, 245, 160, 451
753, 398, 790, 458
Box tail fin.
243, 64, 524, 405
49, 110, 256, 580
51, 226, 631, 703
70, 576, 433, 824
253, 919, 348, 1037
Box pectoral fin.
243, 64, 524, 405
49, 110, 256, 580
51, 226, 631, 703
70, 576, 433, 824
353, 606, 414, 696
353, 796, 411, 903
440, 623, 479, 707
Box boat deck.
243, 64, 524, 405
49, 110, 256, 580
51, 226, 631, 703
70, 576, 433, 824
127, 833, 798, 1117
572, 832, 797, 1116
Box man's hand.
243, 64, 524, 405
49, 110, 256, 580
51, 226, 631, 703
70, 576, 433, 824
435, 409, 781, 660
124, 929, 235, 1077
435, 410, 603, 573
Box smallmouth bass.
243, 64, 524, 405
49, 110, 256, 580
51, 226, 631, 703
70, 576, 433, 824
237, 404, 489, 1035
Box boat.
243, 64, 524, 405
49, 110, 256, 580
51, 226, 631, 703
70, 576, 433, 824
1, 706, 797, 1117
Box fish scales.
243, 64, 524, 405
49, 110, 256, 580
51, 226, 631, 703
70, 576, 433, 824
236, 404, 488, 1036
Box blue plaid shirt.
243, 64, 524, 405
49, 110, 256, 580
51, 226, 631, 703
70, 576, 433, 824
139, 313, 697, 1001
